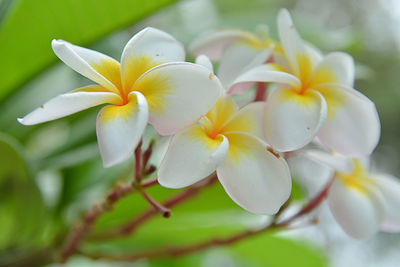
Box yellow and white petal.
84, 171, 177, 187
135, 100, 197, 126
96, 91, 148, 168
374, 174, 400, 226
221, 102, 265, 140
158, 125, 229, 188
195, 55, 214, 72
277, 9, 307, 76
218, 44, 272, 87
120, 27, 185, 92
132, 62, 223, 135
229, 64, 301, 94
316, 84, 380, 156
18, 85, 121, 125
51, 40, 120, 93
216, 132, 291, 214
189, 29, 257, 60
264, 88, 327, 152
311, 52, 354, 87
328, 178, 384, 239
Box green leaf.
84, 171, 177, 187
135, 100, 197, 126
0, 0, 177, 101
0, 133, 47, 263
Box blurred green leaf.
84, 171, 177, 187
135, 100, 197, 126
0, 0, 177, 101
0, 133, 47, 263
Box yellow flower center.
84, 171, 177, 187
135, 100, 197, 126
198, 96, 237, 139
336, 159, 376, 194
90, 55, 162, 105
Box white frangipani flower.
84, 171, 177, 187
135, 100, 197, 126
232, 9, 380, 156
158, 92, 292, 215
300, 150, 400, 239
18, 27, 222, 167
189, 25, 276, 90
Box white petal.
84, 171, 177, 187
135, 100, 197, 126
18, 85, 121, 125
133, 62, 223, 135
277, 9, 307, 75
120, 27, 185, 91
96, 91, 148, 168
264, 88, 327, 152
218, 44, 272, 87
51, 39, 120, 93
189, 29, 257, 60
316, 84, 380, 156
301, 150, 353, 173
328, 178, 384, 239
312, 52, 355, 87
195, 55, 214, 72
288, 154, 333, 197
217, 132, 292, 214
381, 215, 400, 233
374, 174, 400, 225
229, 64, 301, 94
158, 125, 229, 188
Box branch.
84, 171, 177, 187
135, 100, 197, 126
254, 82, 267, 101
90, 174, 218, 240
80, 177, 332, 262
139, 189, 171, 218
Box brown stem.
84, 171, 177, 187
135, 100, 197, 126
59, 183, 134, 262
254, 82, 267, 101
79, 223, 284, 262
59, 156, 157, 262
140, 189, 171, 218
122, 173, 218, 235
142, 140, 154, 172
88, 174, 218, 240
134, 140, 143, 182
278, 177, 334, 226
141, 178, 159, 188
82, 177, 331, 262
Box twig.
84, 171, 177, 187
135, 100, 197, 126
59, 140, 156, 263
81, 177, 332, 262
140, 189, 171, 218
59, 183, 134, 262
142, 140, 154, 173
134, 140, 143, 182
278, 177, 334, 226
122, 173, 218, 235
254, 82, 267, 101
90, 174, 219, 240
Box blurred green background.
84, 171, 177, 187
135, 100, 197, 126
1, 0, 399, 266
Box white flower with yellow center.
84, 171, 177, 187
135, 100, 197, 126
300, 150, 400, 239
232, 9, 380, 156
158, 93, 292, 214
189, 25, 278, 91
18, 27, 222, 167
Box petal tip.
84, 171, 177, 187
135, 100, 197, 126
16, 117, 24, 124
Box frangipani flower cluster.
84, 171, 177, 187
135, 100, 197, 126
18, 8, 398, 236
293, 150, 400, 239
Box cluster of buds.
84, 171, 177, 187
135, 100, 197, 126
18, 9, 399, 239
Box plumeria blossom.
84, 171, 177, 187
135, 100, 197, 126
296, 150, 400, 239
158, 86, 292, 214
189, 25, 278, 91
18, 27, 222, 167
231, 9, 380, 156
